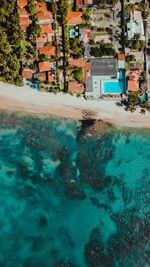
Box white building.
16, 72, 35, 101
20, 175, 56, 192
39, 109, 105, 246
127, 11, 145, 41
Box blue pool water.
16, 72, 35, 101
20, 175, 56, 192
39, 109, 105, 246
0, 112, 150, 267
70, 29, 75, 38
51, 63, 57, 69
103, 71, 126, 94
103, 81, 124, 94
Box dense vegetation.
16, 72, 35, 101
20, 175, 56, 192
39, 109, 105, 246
0, 0, 23, 86
90, 43, 115, 57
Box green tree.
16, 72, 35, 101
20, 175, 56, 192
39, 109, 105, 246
74, 68, 83, 83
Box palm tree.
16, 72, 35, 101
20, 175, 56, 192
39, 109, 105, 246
140, 108, 146, 115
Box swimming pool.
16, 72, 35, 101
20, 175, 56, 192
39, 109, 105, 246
70, 29, 75, 38
103, 70, 126, 94
103, 81, 125, 94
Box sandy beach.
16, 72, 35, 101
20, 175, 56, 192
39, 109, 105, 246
0, 82, 150, 129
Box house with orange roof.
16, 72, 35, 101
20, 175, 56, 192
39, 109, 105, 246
127, 70, 141, 92
18, 0, 27, 8
20, 17, 29, 31
22, 69, 35, 80
36, 11, 53, 24
19, 8, 28, 17
41, 24, 53, 34
38, 62, 51, 72
68, 58, 85, 68
39, 46, 56, 57
68, 80, 84, 94
67, 12, 82, 25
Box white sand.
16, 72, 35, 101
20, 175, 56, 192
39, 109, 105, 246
0, 82, 150, 129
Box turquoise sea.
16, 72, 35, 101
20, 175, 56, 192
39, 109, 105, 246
0, 112, 150, 267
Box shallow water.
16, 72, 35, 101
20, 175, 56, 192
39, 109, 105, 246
0, 112, 150, 267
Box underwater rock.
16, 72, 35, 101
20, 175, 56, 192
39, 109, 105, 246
38, 214, 48, 228
6, 170, 14, 176
85, 241, 114, 267
54, 262, 76, 267
65, 180, 85, 200
81, 175, 103, 191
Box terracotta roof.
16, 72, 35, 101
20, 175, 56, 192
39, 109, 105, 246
128, 80, 139, 91
76, 0, 83, 8
35, 2, 47, 13
67, 12, 82, 25
38, 62, 51, 72
39, 46, 56, 57
18, 0, 27, 7
48, 72, 55, 82
21, 25, 28, 31
19, 8, 28, 16
37, 12, 53, 22
20, 17, 29, 26
127, 70, 141, 91
117, 54, 125, 61
68, 58, 85, 68
41, 24, 53, 34
84, 0, 93, 4
22, 69, 34, 79
68, 81, 84, 94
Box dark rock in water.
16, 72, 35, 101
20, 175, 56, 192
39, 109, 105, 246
85, 242, 114, 267
6, 170, 14, 176
65, 180, 86, 200
107, 188, 116, 202
54, 262, 75, 267
125, 137, 130, 144
81, 175, 103, 191
38, 214, 48, 228
90, 196, 101, 208
23, 257, 45, 267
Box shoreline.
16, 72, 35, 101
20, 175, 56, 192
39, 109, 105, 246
0, 82, 150, 129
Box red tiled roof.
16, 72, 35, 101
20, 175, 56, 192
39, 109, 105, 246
35, 2, 47, 13
41, 24, 53, 34
18, 0, 27, 7
67, 12, 82, 25
127, 70, 141, 92
37, 12, 53, 22
84, 0, 93, 4
117, 54, 125, 61
68, 58, 85, 68
48, 72, 55, 82
19, 8, 28, 16
76, 0, 83, 8
128, 80, 139, 91
22, 69, 34, 79
68, 81, 84, 94
20, 17, 29, 26
20, 25, 28, 31
39, 46, 56, 57
38, 62, 51, 72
